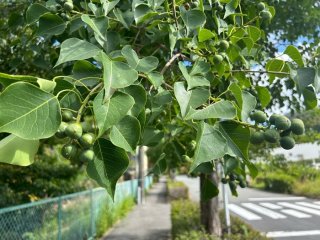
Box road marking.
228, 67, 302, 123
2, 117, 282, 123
241, 203, 286, 219
266, 230, 320, 238
228, 204, 261, 220
259, 202, 283, 209
278, 202, 320, 216
248, 196, 306, 201
314, 201, 320, 205
280, 209, 311, 218
296, 202, 320, 210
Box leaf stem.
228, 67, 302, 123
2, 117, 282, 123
160, 53, 182, 75
76, 83, 103, 123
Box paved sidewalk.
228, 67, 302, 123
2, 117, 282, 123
102, 178, 171, 240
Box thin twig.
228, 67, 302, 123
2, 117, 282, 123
160, 53, 182, 75
76, 83, 103, 123
229, 69, 290, 75
172, 0, 179, 29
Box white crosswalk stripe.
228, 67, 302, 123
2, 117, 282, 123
228, 204, 262, 220
248, 196, 305, 201
296, 202, 320, 210
280, 209, 311, 218
266, 230, 320, 238
278, 202, 320, 216
242, 203, 287, 219
259, 202, 283, 210
314, 201, 320, 205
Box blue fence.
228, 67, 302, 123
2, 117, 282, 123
0, 176, 153, 240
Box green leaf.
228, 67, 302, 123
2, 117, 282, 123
60, 91, 82, 111
198, 28, 215, 42
121, 85, 147, 116
93, 91, 135, 137
303, 86, 317, 110
55, 38, 101, 67
81, 15, 109, 48
37, 13, 66, 36
0, 73, 38, 87
174, 82, 209, 118
201, 177, 219, 201
256, 86, 271, 108
0, 82, 61, 140
99, 52, 138, 98
224, 157, 239, 175
241, 91, 256, 122
190, 122, 227, 172
217, 121, 250, 160
121, 45, 159, 73
110, 115, 141, 152
148, 153, 166, 175
142, 127, 164, 147
247, 26, 261, 42
37, 78, 56, 92
224, 0, 240, 19
189, 60, 210, 76
71, 60, 101, 87
87, 138, 129, 199
185, 100, 236, 120
181, 9, 206, 29
134, 4, 157, 24
228, 82, 242, 107
266, 59, 290, 83
26, 3, 50, 24
284, 45, 304, 67
178, 62, 210, 90
0, 134, 39, 166
292, 67, 316, 94
146, 72, 164, 88
101, 0, 120, 15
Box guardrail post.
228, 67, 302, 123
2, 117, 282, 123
58, 197, 62, 240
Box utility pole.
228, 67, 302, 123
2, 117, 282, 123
137, 147, 145, 204
219, 163, 231, 235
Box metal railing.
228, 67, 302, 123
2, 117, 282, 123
0, 176, 153, 240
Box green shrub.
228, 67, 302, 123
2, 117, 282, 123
171, 200, 201, 238
167, 180, 189, 201
175, 230, 219, 240
257, 173, 295, 193
293, 178, 320, 198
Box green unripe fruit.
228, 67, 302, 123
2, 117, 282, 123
250, 110, 267, 123
239, 180, 247, 188
264, 129, 279, 143
79, 133, 95, 148
290, 118, 305, 135
280, 136, 295, 150
61, 144, 78, 159
219, 40, 229, 51
257, 2, 265, 11
229, 181, 237, 190
260, 10, 272, 20
81, 121, 94, 133
79, 149, 95, 162
213, 54, 223, 64
269, 114, 281, 125
275, 116, 291, 130
64, 1, 73, 11
182, 155, 191, 163
229, 173, 237, 181
62, 110, 74, 122
189, 140, 196, 151
221, 178, 228, 184
280, 129, 291, 137
250, 131, 264, 144
65, 123, 83, 139
55, 122, 68, 138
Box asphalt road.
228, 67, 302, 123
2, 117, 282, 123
176, 175, 320, 240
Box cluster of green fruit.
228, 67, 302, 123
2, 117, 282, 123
56, 0, 74, 12
55, 110, 96, 163
257, 2, 272, 21
212, 40, 229, 65
250, 110, 305, 150
221, 173, 246, 189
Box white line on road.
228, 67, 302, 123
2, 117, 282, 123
266, 230, 320, 238
248, 196, 306, 201
314, 201, 320, 205
278, 202, 320, 216
228, 204, 262, 220
242, 203, 286, 219
280, 209, 311, 218
296, 202, 320, 210
259, 202, 283, 209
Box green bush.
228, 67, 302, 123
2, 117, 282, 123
293, 178, 320, 198
255, 173, 295, 193
167, 180, 189, 201
171, 199, 269, 240
96, 197, 135, 237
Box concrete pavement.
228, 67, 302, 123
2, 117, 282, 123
102, 178, 171, 240
177, 175, 320, 240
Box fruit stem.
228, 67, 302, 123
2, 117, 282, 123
76, 83, 103, 123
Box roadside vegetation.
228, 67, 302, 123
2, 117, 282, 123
251, 155, 320, 198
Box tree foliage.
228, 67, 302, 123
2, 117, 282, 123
0, 0, 318, 199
